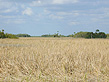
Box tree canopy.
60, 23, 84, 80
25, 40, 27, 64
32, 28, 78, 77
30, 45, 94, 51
0, 29, 108, 39
0, 29, 18, 39
41, 29, 107, 39
16, 34, 31, 37
73, 30, 107, 38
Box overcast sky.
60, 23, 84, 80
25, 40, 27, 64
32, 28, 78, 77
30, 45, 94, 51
0, 0, 109, 35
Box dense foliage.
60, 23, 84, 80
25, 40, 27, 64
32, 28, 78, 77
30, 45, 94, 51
67, 34, 74, 37
41, 34, 66, 37
0, 30, 18, 39
73, 32, 88, 38
0, 29, 108, 39
41, 30, 107, 38
74, 32, 107, 38
16, 34, 31, 37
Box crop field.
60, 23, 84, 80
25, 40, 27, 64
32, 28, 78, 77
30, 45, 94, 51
0, 37, 109, 82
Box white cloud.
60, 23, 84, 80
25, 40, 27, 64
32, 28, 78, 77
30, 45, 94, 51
44, 9, 51, 14
30, 0, 79, 6
22, 8, 33, 16
21, 4, 25, 9
69, 21, 79, 25
0, 7, 18, 13
0, 15, 25, 24
30, 0, 42, 6
73, 12, 79, 16
52, 0, 65, 4
5, 19, 25, 24
49, 14, 63, 19
56, 12, 72, 15
55, 11, 80, 18
52, 0, 78, 4
0, 1, 12, 9
0, 15, 16, 19
45, 11, 80, 21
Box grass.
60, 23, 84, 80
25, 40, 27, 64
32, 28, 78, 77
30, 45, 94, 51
0, 37, 109, 82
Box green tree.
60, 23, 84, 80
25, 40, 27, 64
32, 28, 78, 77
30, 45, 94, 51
73, 32, 88, 38
0, 29, 5, 38
67, 34, 74, 37
16, 34, 31, 37
96, 29, 100, 33
0, 29, 18, 39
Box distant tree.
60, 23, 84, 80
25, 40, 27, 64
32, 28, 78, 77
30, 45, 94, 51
41, 30, 107, 38
74, 32, 76, 35
73, 30, 107, 39
0, 29, 18, 39
5, 33, 18, 39
98, 32, 107, 38
2, 29, 4, 32
0, 29, 5, 38
85, 32, 93, 38
53, 31, 60, 37
41, 33, 66, 37
96, 29, 100, 33
67, 34, 74, 37
73, 32, 88, 38
106, 34, 109, 38
16, 34, 31, 37
59, 34, 66, 37
54, 33, 58, 37
57, 31, 59, 34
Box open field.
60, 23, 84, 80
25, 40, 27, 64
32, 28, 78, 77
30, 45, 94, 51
0, 37, 109, 82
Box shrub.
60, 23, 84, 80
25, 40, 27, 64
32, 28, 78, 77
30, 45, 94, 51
0, 30, 18, 39
16, 34, 31, 37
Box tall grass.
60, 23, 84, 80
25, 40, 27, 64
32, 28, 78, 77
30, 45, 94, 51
0, 38, 109, 82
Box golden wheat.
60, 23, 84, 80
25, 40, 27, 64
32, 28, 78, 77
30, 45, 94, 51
0, 37, 109, 82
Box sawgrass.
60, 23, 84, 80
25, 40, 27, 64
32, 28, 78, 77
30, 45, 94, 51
0, 37, 109, 82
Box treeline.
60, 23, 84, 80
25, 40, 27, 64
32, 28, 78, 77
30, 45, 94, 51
0, 30, 18, 39
0, 30, 31, 39
73, 32, 107, 38
41, 29, 108, 38
1, 29, 108, 39
16, 34, 31, 37
41, 34, 66, 37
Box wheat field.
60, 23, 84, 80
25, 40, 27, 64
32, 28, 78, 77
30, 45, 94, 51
0, 37, 109, 82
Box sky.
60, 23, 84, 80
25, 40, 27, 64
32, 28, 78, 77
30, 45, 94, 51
0, 0, 109, 36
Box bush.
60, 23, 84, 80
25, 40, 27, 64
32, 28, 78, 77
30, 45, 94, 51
0, 30, 5, 38
92, 32, 107, 38
0, 30, 18, 39
73, 32, 88, 38
67, 34, 74, 37
16, 34, 31, 37
5, 33, 18, 39
73, 31, 107, 38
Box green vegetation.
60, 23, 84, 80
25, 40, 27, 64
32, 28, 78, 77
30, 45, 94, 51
73, 32, 88, 38
0, 29, 108, 39
41, 34, 54, 37
5, 33, 18, 39
67, 34, 74, 37
16, 34, 31, 37
74, 31, 107, 38
106, 34, 109, 38
41, 34, 66, 37
0, 29, 18, 39
41, 31, 66, 37
41, 29, 107, 39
